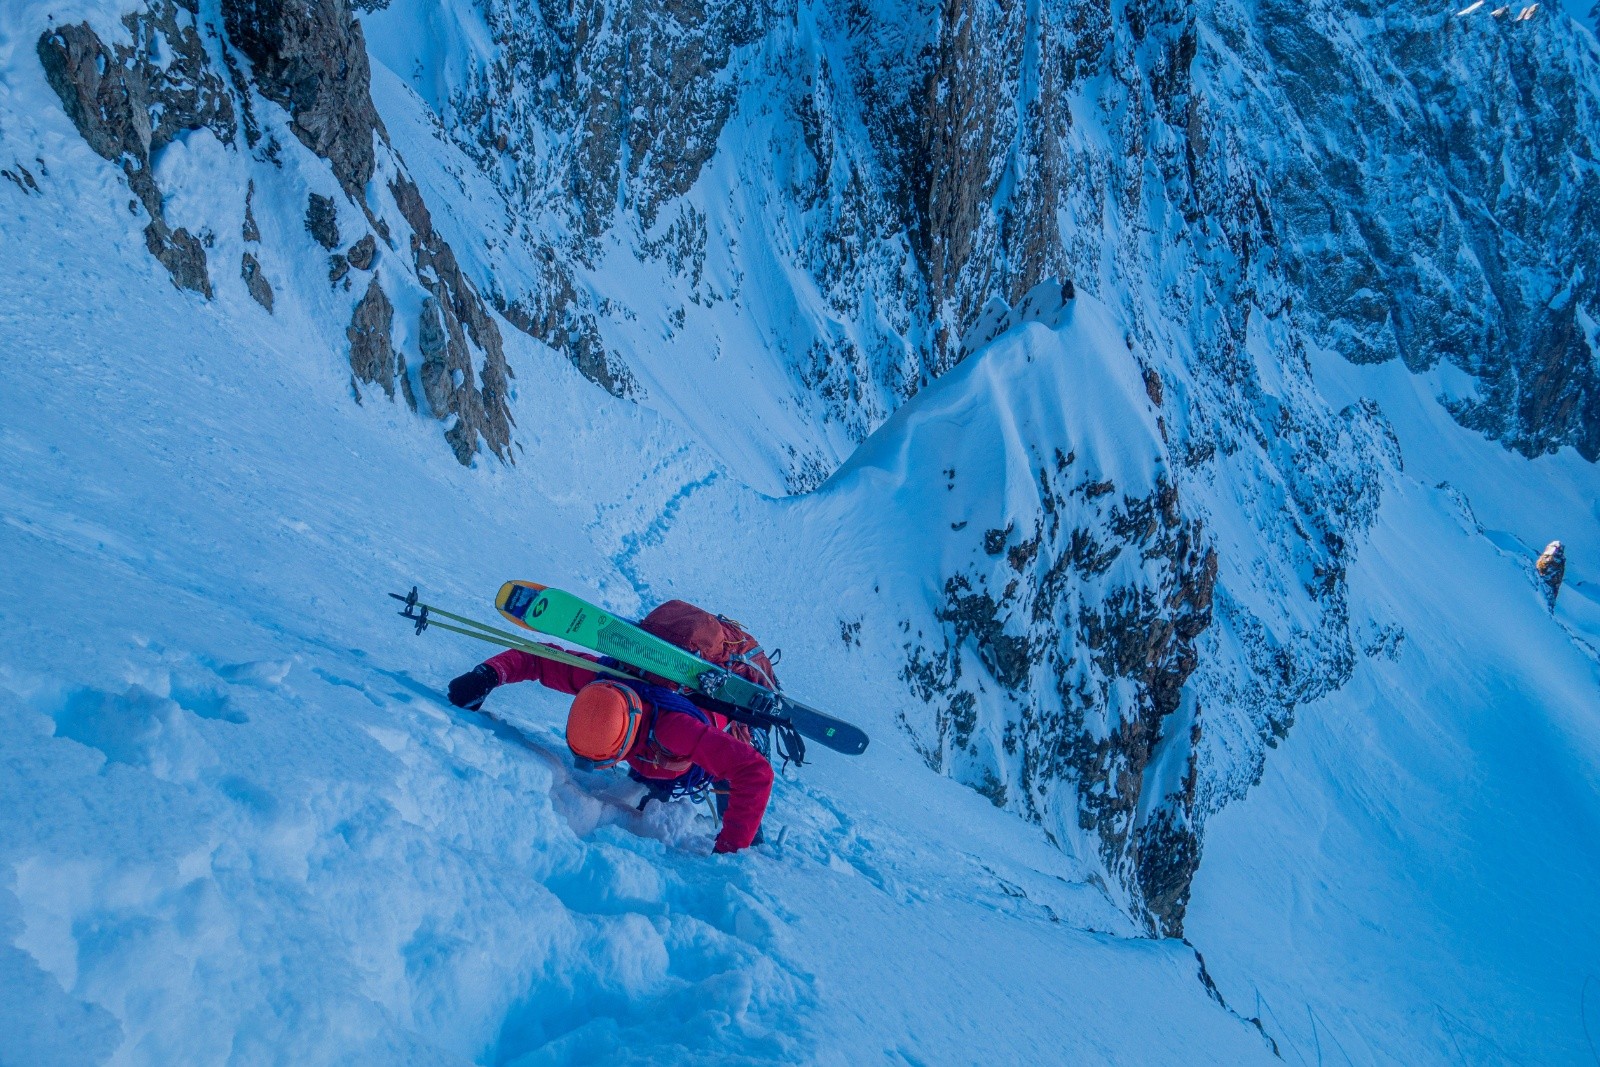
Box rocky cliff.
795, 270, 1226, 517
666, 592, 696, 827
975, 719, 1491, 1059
37, 0, 515, 464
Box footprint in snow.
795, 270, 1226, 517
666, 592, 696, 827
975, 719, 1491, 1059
49, 684, 214, 780
215, 658, 293, 687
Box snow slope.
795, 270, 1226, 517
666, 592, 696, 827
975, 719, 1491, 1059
0, 92, 1274, 1063
4, 0, 1600, 1061
1187, 352, 1600, 1063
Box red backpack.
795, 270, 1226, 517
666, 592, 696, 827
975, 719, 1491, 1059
637, 600, 780, 692
630, 600, 779, 783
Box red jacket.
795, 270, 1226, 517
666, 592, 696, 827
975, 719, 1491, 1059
485, 647, 773, 852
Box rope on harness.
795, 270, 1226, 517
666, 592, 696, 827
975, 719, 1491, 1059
620, 678, 717, 805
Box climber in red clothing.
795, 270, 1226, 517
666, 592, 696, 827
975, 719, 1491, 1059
446, 642, 773, 853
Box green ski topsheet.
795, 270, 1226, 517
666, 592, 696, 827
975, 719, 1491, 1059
497, 581, 868, 755
499, 583, 715, 689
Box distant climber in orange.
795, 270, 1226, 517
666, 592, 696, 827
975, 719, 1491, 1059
1535, 540, 1565, 609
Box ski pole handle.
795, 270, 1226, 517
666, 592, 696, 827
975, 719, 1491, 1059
389, 589, 643, 684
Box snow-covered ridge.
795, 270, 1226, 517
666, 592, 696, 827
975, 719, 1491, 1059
807, 291, 1218, 931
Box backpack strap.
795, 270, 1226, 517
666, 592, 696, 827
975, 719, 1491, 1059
614, 678, 719, 790
726, 648, 777, 690
618, 678, 779, 807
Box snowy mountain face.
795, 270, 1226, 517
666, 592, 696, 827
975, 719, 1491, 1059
1244, 0, 1600, 461
391, 0, 1599, 933
4, 0, 1600, 1061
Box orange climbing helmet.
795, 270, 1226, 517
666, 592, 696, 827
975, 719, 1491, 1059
566, 680, 645, 768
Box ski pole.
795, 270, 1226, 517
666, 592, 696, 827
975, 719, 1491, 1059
388, 588, 642, 683
388, 587, 806, 762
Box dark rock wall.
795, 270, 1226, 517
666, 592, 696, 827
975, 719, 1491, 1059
1248, 0, 1600, 460
391, 174, 514, 462
37, 3, 234, 298
37, 0, 514, 465
221, 0, 385, 197
36, 0, 1597, 471
434, 0, 1599, 465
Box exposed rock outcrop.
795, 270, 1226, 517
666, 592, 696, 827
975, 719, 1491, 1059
1250, 1, 1600, 460
458, 0, 769, 239
305, 193, 340, 249
908, 0, 1062, 372
241, 252, 274, 311
494, 278, 636, 401
347, 234, 376, 271
36, 3, 234, 297
419, 0, 779, 401
347, 277, 395, 397
392, 174, 513, 463
905, 462, 1219, 935
242, 181, 262, 242
39, 0, 520, 467
220, 0, 384, 197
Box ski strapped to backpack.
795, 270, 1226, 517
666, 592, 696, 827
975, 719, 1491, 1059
493, 581, 867, 757
386, 587, 837, 764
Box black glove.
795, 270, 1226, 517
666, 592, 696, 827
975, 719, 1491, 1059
447, 664, 499, 710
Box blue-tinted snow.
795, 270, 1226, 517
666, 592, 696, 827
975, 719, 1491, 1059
0, 25, 1273, 1062
3, 0, 1599, 1062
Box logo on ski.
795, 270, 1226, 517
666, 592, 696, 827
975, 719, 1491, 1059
503, 585, 537, 620
531, 597, 548, 618
602, 624, 676, 671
